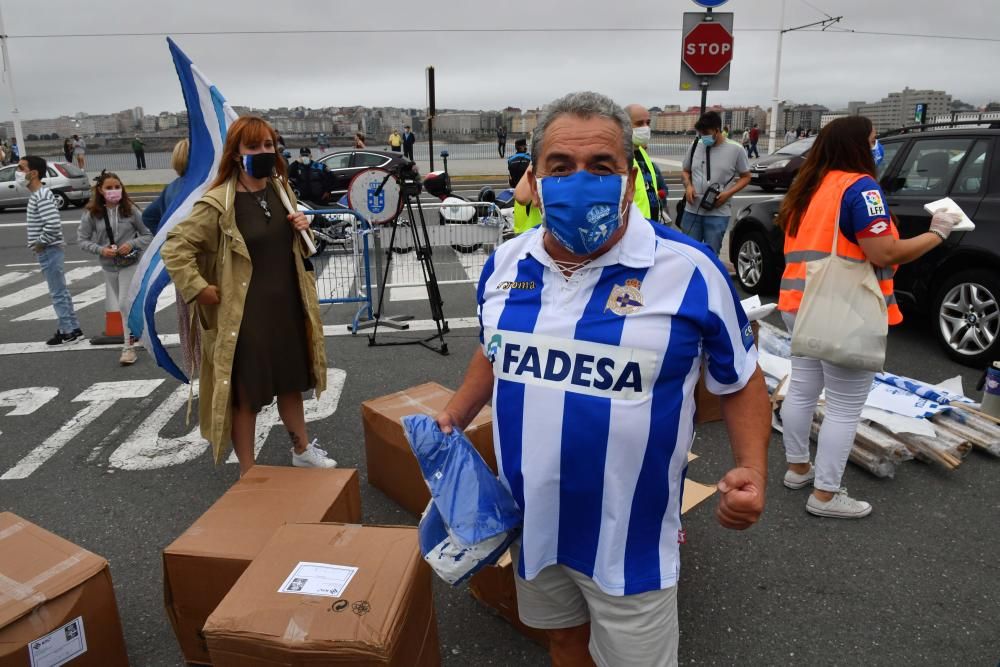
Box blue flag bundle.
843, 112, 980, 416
402, 415, 522, 585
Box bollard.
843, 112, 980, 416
89, 309, 125, 346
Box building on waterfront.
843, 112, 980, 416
856, 87, 952, 131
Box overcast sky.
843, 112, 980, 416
0, 0, 997, 121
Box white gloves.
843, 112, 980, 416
929, 209, 962, 240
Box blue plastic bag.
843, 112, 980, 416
403, 414, 522, 547
417, 500, 516, 585
404, 415, 522, 585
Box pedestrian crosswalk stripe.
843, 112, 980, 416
0, 270, 35, 289
0, 266, 102, 311
14, 284, 106, 321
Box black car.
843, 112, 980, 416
748, 136, 814, 192
314, 149, 411, 200
729, 120, 1000, 366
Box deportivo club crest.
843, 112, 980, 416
606, 279, 644, 316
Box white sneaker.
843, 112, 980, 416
119, 348, 138, 366
806, 488, 872, 519
291, 439, 337, 468
783, 463, 815, 489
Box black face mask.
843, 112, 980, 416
240, 152, 277, 179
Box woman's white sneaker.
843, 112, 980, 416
783, 463, 815, 489
291, 440, 337, 468
806, 488, 872, 519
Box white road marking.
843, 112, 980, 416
1, 379, 163, 479
0, 270, 36, 288
155, 288, 175, 313
390, 286, 427, 301
0, 266, 101, 311
0, 387, 59, 416
0, 220, 81, 228
226, 367, 347, 464
13, 284, 105, 321
0, 386, 60, 437
109, 381, 204, 471
0, 318, 480, 357
5, 261, 87, 268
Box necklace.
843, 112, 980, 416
241, 178, 271, 219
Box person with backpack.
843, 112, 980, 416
77, 171, 151, 365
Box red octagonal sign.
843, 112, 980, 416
682, 22, 734, 76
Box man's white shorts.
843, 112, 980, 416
511, 547, 679, 667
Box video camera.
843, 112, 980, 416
387, 158, 422, 197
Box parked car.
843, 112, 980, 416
314, 149, 411, 200
748, 136, 815, 192
0, 161, 90, 210
729, 120, 1000, 366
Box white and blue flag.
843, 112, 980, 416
124, 37, 238, 382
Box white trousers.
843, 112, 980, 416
780, 312, 875, 492
103, 264, 138, 349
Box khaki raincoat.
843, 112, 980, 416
161, 176, 327, 463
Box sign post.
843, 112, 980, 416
679, 7, 734, 117
914, 103, 927, 125
426, 66, 436, 172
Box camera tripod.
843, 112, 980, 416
368, 167, 450, 355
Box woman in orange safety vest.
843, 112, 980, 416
775, 115, 961, 519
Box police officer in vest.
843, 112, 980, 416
508, 138, 543, 234
625, 104, 666, 222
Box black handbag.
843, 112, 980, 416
102, 211, 141, 268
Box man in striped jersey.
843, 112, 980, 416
438, 92, 771, 667
20, 155, 83, 345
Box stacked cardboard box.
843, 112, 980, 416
362, 382, 495, 515
204, 523, 440, 666
0, 512, 129, 666
163, 466, 361, 664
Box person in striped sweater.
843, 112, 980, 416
20, 155, 83, 345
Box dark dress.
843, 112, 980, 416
231, 187, 313, 412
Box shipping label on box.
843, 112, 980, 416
277, 562, 359, 598
28, 616, 87, 667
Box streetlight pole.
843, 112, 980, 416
768, 2, 843, 154
0, 4, 25, 157
767, 0, 786, 155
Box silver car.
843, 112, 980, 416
0, 161, 91, 210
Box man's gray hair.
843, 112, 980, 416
531, 91, 632, 170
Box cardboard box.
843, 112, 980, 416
0, 512, 129, 667
163, 466, 362, 665
695, 321, 761, 424
204, 523, 440, 666
468, 475, 716, 646
362, 382, 494, 516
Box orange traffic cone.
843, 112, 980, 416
89, 310, 125, 346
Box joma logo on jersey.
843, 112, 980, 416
486, 329, 658, 400
497, 280, 537, 290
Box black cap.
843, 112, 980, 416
299, 147, 311, 156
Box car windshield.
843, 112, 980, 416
59, 163, 86, 178
776, 137, 815, 157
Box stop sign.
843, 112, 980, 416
682, 22, 734, 76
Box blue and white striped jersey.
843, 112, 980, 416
478, 205, 757, 596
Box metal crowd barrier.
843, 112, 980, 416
302, 208, 374, 332
375, 201, 506, 290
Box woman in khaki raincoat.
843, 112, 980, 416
162, 116, 335, 475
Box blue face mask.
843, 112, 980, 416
538, 171, 626, 256
871, 139, 884, 167
700, 134, 716, 147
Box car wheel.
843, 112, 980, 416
933, 269, 1000, 367
734, 230, 777, 294
52, 191, 69, 210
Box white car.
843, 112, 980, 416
0, 161, 91, 210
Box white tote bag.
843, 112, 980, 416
790, 208, 888, 371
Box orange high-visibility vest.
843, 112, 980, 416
778, 170, 902, 325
